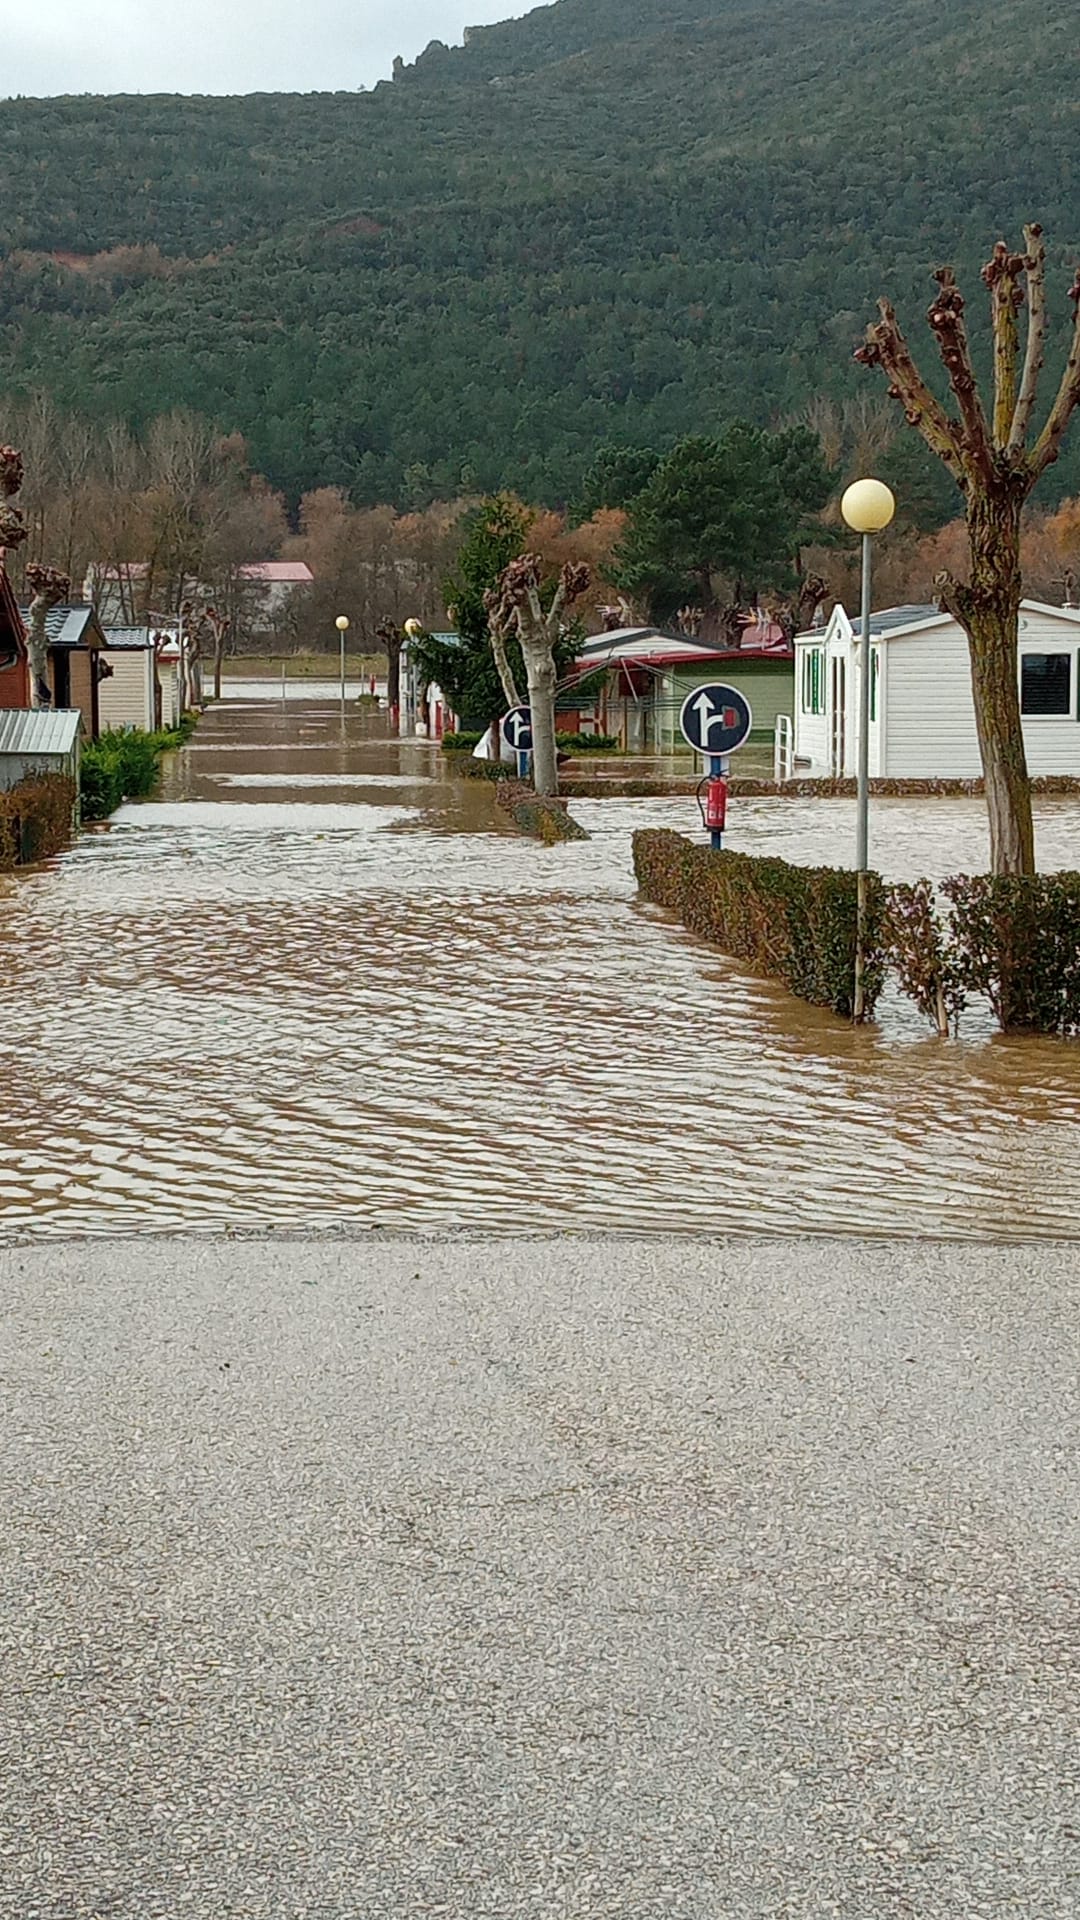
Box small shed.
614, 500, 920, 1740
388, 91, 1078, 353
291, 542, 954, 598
100, 626, 157, 731
0, 708, 81, 796
793, 598, 1080, 779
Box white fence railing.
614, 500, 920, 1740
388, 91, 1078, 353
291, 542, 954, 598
774, 714, 794, 783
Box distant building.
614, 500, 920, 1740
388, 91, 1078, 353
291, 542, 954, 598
792, 598, 1080, 779
237, 561, 314, 621
82, 560, 314, 631
570, 626, 795, 756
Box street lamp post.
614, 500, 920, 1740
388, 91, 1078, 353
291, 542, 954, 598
336, 614, 350, 721
840, 477, 896, 1021
403, 618, 423, 736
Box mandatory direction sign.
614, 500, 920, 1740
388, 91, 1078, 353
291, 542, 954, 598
678, 682, 753, 756
501, 705, 534, 752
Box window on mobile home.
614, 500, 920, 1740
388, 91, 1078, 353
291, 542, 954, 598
1020, 653, 1072, 717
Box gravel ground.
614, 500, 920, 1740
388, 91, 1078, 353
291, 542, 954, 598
1, 1233, 1078, 1918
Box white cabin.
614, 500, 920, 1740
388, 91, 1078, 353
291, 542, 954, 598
99, 628, 157, 733
792, 599, 1080, 779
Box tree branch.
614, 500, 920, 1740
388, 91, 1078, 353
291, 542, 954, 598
933, 568, 977, 626
482, 590, 522, 708
1007, 224, 1047, 457
926, 267, 994, 476
982, 240, 1025, 449
1029, 264, 1080, 477
855, 300, 968, 485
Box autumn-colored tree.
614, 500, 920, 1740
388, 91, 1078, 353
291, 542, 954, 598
487, 557, 591, 797
856, 227, 1080, 874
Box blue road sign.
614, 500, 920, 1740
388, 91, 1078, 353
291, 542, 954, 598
502, 706, 534, 752
678, 683, 753, 756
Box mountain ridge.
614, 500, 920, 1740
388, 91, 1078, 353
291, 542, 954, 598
2, 0, 1079, 504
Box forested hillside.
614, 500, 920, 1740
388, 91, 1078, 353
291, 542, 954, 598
2, 0, 1079, 505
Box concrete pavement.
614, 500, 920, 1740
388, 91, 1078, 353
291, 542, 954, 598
1, 1233, 1078, 1917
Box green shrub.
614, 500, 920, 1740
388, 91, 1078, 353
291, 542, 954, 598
632, 828, 884, 1018
441, 730, 484, 751
556, 731, 618, 752
80, 723, 193, 821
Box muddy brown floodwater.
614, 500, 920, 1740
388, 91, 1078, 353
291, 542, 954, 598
2, 689, 1080, 1241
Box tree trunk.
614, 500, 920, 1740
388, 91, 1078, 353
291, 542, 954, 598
957, 489, 1035, 875
521, 640, 559, 797
27, 600, 51, 708
386, 635, 402, 710
489, 619, 521, 710
213, 634, 225, 701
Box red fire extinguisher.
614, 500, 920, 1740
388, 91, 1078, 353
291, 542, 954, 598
704, 776, 727, 832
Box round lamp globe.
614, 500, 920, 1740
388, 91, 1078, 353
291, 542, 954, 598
841, 478, 896, 534
404, 618, 423, 638
335, 615, 349, 631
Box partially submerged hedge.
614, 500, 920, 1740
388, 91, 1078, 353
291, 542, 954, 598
887, 873, 1080, 1035
0, 772, 77, 869
495, 778, 589, 843
633, 829, 884, 1018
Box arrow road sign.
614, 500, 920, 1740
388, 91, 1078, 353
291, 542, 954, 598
678, 683, 753, 756
501, 706, 534, 751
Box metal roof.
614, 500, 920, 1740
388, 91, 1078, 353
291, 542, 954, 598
0, 708, 81, 755
17, 604, 102, 647
867, 603, 940, 635
103, 625, 153, 649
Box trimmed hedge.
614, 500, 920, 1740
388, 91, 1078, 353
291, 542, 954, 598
633, 829, 884, 1018
558, 732, 618, 753
495, 778, 589, 843
0, 772, 77, 869
886, 873, 1080, 1035
444, 729, 618, 755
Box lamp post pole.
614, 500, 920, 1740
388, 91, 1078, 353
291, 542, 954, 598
856, 531, 873, 875
336, 614, 349, 723
840, 479, 896, 1023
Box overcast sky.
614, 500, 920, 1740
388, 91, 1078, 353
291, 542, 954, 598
5, 1, 536, 97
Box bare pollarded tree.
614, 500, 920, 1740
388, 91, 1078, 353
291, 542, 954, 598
0, 445, 28, 556
856, 226, 1080, 874
486, 557, 590, 796
25, 564, 71, 707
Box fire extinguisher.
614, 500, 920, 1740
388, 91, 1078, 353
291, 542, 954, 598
697, 774, 727, 832
705, 776, 727, 833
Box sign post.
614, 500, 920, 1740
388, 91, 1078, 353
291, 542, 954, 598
501, 706, 534, 779
678, 683, 753, 850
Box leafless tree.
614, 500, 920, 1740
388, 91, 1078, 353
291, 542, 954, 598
856, 226, 1080, 873
25, 564, 70, 707
487, 557, 590, 796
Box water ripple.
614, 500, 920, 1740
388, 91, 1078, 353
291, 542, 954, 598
1, 698, 1079, 1241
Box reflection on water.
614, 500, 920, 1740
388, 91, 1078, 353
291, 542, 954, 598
1, 694, 1079, 1241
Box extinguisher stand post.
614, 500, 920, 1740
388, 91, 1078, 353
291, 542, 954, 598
710, 753, 725, 850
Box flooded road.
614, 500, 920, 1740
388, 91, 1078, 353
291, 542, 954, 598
2, 691, 1080, 1241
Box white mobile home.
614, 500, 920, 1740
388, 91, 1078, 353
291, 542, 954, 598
793, 599, 1080, 779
